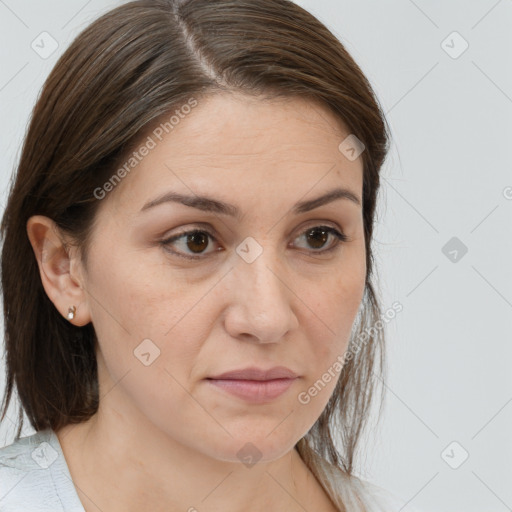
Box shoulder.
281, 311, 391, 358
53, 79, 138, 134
0, 428, 55, 465
0, 428, 66, 511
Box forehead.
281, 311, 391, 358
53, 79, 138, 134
106, 93, 363, 213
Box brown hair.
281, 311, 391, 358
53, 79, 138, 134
0, 0, 390, 509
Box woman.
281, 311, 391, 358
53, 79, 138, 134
0, 0, 418, 510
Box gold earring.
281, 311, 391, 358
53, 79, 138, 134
67, 306, 76, 320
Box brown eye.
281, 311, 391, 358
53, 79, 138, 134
185, 232, 209, 253
305, 227, 329, 249
161, 229, 220, 259
293, 225, 348, 252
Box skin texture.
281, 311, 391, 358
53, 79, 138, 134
27, 93, 365, 512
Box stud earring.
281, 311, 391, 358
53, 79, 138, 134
67, 306, 76, 320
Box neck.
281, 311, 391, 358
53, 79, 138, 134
55, 376, 333, 512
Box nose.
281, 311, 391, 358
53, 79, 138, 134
222, 246, 299, 343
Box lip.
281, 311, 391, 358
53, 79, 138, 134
206, 366, 299, 404
206, 378, 298, 404
208, 366, 298, 381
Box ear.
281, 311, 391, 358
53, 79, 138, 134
26, 215, 91, 327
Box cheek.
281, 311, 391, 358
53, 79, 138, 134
87, 235, 181, 332
87, 256, 214, 432
298, 255, 365, 404
86, 244, 217, 383
294, 281, 364, 422
310, 260, 365, 346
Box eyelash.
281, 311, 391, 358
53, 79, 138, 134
160, 225, 349, 261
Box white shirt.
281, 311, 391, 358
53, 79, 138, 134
0, 428, 424, 511
0, 428, 84, 511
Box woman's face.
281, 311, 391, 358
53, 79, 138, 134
76, 93, 366, 462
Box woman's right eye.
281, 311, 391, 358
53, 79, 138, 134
160, 229, 221, 260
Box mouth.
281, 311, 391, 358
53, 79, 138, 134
205, 377, 298, 404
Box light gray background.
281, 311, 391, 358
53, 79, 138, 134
1, 1, 511, 511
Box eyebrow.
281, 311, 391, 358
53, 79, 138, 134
140, 187, 361, 218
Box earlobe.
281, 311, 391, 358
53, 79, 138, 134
26, 215, 91, 327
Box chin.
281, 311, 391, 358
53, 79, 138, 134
205, 430, 300, 465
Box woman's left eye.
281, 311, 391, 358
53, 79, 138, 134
160, 225, 348, 260
292, 226, 348, 254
